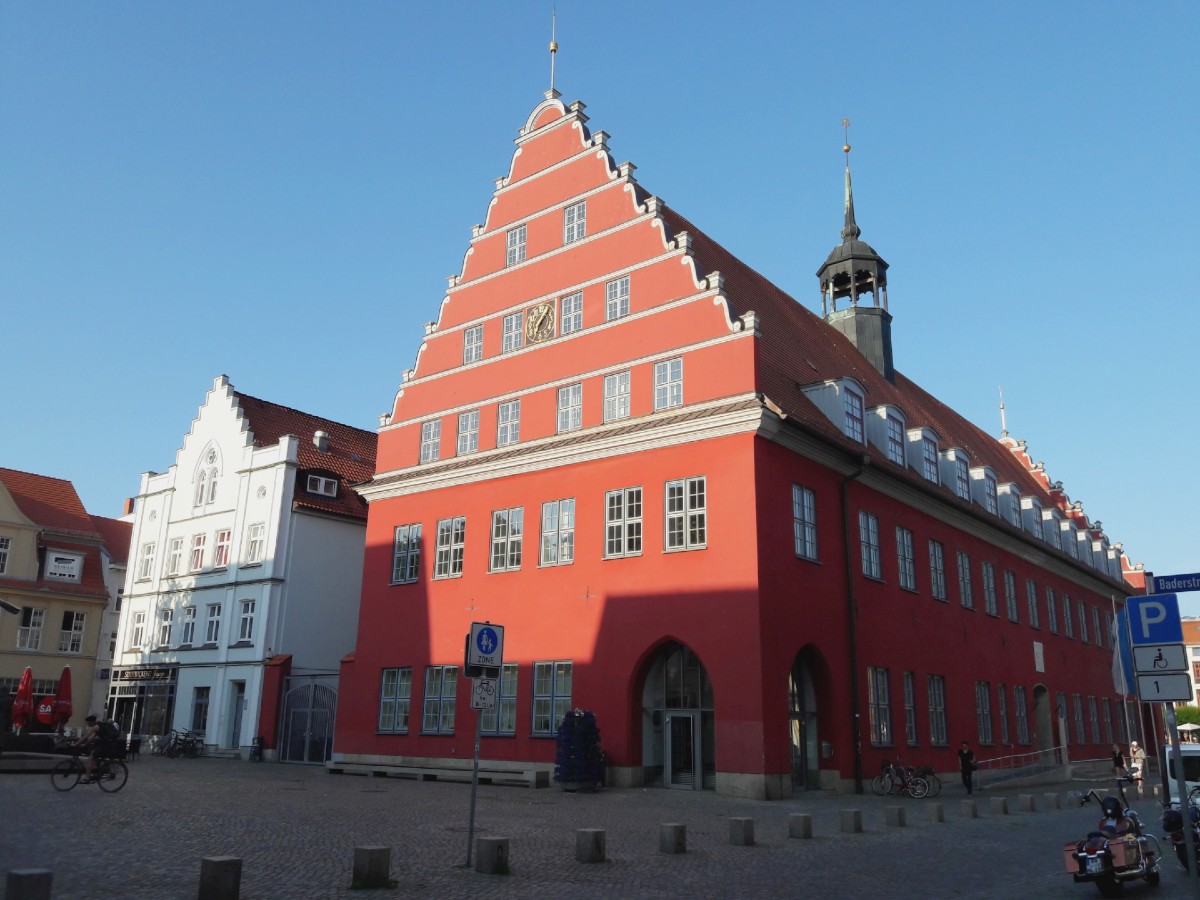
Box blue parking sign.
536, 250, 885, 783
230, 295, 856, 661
1126, 594, 1183, 645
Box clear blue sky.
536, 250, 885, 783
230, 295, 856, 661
3, 3, 1197, 605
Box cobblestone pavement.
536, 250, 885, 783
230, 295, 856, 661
2, 758, 1197, 899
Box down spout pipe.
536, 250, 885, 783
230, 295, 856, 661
840, 452, 870, 794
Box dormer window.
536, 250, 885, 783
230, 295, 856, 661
44, 550, 84, 582
939, 449, 971, 501
906, 428, 940, 484
843, 388, 864, 443
1040, 508, 1063, 548
969, 467, 999, 515
1021, 497, 1044, 539
1059, 521, 1079, 559
868, 406, 906, 465
998, 484, 1022, 528
307, 475, 338, 498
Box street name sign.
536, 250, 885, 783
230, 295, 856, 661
1136, 672, 1194, 703
1132, 643, 1188, 674
1126, 594, 1183, 645
1151, 573, 1200, 594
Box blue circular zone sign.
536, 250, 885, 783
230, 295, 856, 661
476, 628, 499, 655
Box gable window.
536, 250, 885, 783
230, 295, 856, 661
1026, 579, 1041, 628
665, 476, 706, 551
903, 671, 917, 745
137, 542, 157, 581
307, 476, 337, 497
653, 358, 683, 411
560, 291, 583, 335
457, 410, 480, 455
859, 511, 881, 579
497, 399, 521, 447
982, 562, 998, 615
885, 415, 905, 465
792, 485, 818, 561
189, 534, 207, 572
563, 201, 586, 243
1004, 570, 1019, 621
975, 681, 993, 744
896, 526, 916, 591
603, 371, 630, 422
0, 536, 8, 574
867, 667, 892, 746
928, 675, 948, 745
58, 611, 86, 653
929, 540, 947, 601
540, 499, 575, 566
194, 448, 219, 507
434, 516, 466, 579
244, 524, 265, 565
420, 420, 441, 463
605, 487, 643, 558
505, 224, 526, 267
1045, 587, 1059, 634
238, 599, 255, 642
421, 664, 458, 735
532, 661, 572, 736
391, 523, 422, 584
557, 383, 582, 433
489, 507, 524, 572
502, 311, 523, 353
481, 663, 518, 735
605, 275, 630, 320
463, 324, 483, 364
378, 667, 412, 734
1014, 686, 1030, 744
129, 611, 145, 650
213, 529, 232, 568
181, 606, 196, 645
205, 604, 221, 644
957, 550, 974, 608
843, 388, 865, 443
157, 608, 173, 647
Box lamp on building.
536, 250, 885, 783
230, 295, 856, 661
0, 599, 20, 615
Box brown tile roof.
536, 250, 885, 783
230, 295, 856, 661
89, 515, 133, 565
0, 468, 97, 537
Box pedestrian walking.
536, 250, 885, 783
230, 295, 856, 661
958, 740, 977, 795
1129, 741, 1146, 788
1111, 743, 1126, 777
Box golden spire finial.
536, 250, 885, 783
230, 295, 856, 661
842, 117, 851, 156
549, 7, 558, 93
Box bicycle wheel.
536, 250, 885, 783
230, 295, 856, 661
907, 776, 930, 799
924, 773, 941, 797
51, 759, 81, 791
186, 740, 203, 758
97, 761, 128, 793
871, 774, 889, 796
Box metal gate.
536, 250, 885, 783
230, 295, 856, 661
278, 676, 338, 764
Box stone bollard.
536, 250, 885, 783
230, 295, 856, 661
6, 870, 53, 900
928, 802, 945, 823
1018, 794, 1037, 812
1154, 784, 1162, 799
840, 809, 863, 834
729, 817, 755, 846
788, 813, 813, 839
885, 806, 906, 827
198, 857, 242, 900
475, 837, 510, 875
659, 823, 687, 854
576, 829, 606, 864
959, 799, 979, 818
351, 846, 391, 889
990, 797, 1009, 816
1043, 792, 1061, 810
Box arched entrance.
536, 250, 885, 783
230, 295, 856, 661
641, 642, 715, 790
1033, 684, 1053, 754
279, 676, 338, 764
789, 651, 820, 789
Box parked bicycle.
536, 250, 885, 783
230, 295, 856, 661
151, 729, 205, 758
51, 750, 128, 793
871, 760, 930, 798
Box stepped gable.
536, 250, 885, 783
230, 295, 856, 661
89, 514, 133, 565
0, 468, 98, 537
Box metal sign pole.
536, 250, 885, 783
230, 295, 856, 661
466, 707, 483, 868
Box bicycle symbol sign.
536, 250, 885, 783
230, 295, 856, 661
468, 622, 504, 668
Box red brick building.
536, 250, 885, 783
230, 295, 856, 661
332, 91, 1139, 797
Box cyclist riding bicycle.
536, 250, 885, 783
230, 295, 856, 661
72, 715, 101, 782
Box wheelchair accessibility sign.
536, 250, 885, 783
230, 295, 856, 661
1132, 643, 1187, 674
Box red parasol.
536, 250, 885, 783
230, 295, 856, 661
54, 666, 72, 726
11, 666, 34, 729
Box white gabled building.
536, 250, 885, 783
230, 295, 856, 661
112, 375, 376, 761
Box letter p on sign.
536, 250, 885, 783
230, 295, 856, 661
1128, 594, 1183, 645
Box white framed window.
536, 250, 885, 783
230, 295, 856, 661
532, 661, 572, 736
505, 224, 526, 267
921, 435, 939, 483
665, 476, 706, 551
563, 201, 586, 243
859, 511, 881, 579
957, 550, 974, 608
896, 526, 916, 590
954, 457, 970, 500
603, 371, 630, 422
457, 410, 480, 455
983, 473, 999, 515
1014, 686, 1030, 744
605, 487, 643, 558
1046, 586, 1058, 634
928, 675, 947, 745
929, 540, 947, 601
489, 507, 524, 572
58, 611, 86, 653
1062, 593, 1074, 638
1004, 570, 1018, 622
843, 388, 865, 443
903, 671, 917, 745
481, 662, 518, 736
420, 420, 441, 463
244, 524, 265, 565
605, 275, 630, 320
238, 599, 255, 642
502, 311, 523, 353
157, 608, 173, 647
0, 536, 9, 574
1026, 579, 1040, 628
166, 538, 184, 576
792, 485, 818, 561
560, 291, 583, 335
205, 604, 221, 644
189, 534, 207, 572
867, 667, 892, 746
307, 475, 337, 497
434, 516, 466, 578
137, 542, 157, 581
463, 324, 483, 364
213, 529, 232, 568
490, 400, 519, 449
540, 499, 575, 566
194, 447, 220, 507
976, 680, 993, 744
391, 524, 422, 584
421, 665, 458, 735
181, 606, 196, 645
885, 415, 905, 465
997, 684, 1010, 744
982, 562, 997, 615
557, 383, 582, 433
129, 611, 145, 650
378, 667, 412, 734
653, 358, 683, 411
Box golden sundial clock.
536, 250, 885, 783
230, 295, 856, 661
526, 301, 556, 343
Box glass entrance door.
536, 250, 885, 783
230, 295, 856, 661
665, 711, 700, 789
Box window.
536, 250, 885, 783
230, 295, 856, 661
885, 416, 905, 465
157, 608, 173, 647
489, 507, 524, 572
653, 358, 683, 410
463, 324, 483, 364
194, 453, 219, 507
1072, 695, 1085, 744
307, 475, 337, 497
44, 551, 83, 582
391, 524, 422, 584
792, 486, 818, 560
929, 540, 947, 601
1089, 696, 1100, 743
557, 383, 582, 433
166, 538, 184, 576
506, 224, 527, 266
181, 606, 196, 645
191, 686, 210, 733
15, 606, 45, 650
378, 667, 412, 734
953, 457, 970, 501
205, 604, 221, 644
481, 662, 518, 736
434, 516, 466, 578
843, 388, 865, 443
1026, 579, 1040, 628
244, 524, 265, 565
603, 371, 630, 422
903, 671, 917, 746
502, 311, 523, 352
563, 201, 586, 243
983, 474, 999, 515
921, 436, 939, 483
137, 542, 157, 580
982, 562, 998, 616
895, 527, 916, 591
1004, 570, 1019, 622
1046, 587, 1058, 634
497, 399, 521, 447
130, 611, 146, 650
604, 487, 643, 558
997, 684, 1010, 744
1006, 488, 1023, 527
213, 529, 232, 568
421, 665, 458, 735
1103, 699, 1114, 744
456, 410, 480, 455
0, 536, 8, 574
957, 550, 974, 608
605, 275, 630, 320
868, 667, 892, 745
1092, 608, 1102, 648
189, 534, 207, 572
859, 511, 881, 579
560, 292, 583, 335
665, 477, 706, 551
238, 599, 255, 642
532, 661, 572, 736
420, 420, 442, 463
540, 499, 575, 566
1062, 595, 1074, 638
976, 681, 993, 744
58, 611, 86, 653
1014, 686, 1030, 744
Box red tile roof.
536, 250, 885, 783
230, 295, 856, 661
0, 468, 98, 537
89, 515, 133, 565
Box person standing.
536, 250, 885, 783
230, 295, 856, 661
958, 740, 977, 795
1111, 743, 1126, 777
1130, 741, 1146, 787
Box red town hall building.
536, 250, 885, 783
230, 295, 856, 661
332, 90, 1141, 797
